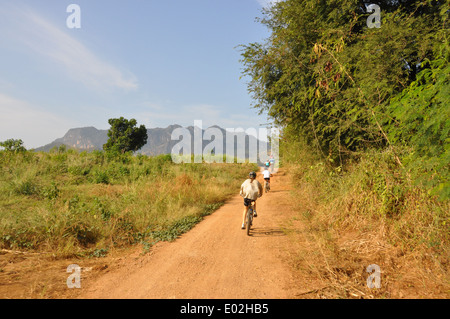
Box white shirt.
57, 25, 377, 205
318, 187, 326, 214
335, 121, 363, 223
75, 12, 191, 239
240, 179, 263, 200
263, 169, 271, 179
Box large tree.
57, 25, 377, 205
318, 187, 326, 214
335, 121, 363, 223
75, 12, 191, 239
103, 117, 148, 154
240, 0, 449, 198
240, 0, 448, 160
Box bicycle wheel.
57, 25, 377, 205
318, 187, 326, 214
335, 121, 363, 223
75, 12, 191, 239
246, 208, 252, 236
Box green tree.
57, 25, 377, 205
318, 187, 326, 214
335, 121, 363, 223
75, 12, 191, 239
0, 139, 26, 153
103, 117, 148, 154
386, 52, 449, 199
239, 0, 447, 162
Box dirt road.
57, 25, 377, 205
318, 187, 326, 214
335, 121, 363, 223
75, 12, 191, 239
2, 167, 446, 299
75, 169, 302, 299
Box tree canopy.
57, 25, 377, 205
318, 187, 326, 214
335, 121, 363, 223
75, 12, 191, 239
0, 139, 26, 153
103, 117, 148, 154
240, 0, 449, 198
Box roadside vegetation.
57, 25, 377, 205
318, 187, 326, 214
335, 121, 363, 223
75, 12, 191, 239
0, 146, 256, 258
241, 0, 449, 297
281, 138, 448, 298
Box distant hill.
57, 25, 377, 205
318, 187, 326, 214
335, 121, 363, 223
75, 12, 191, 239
34, 125, 271, 162
34, 127, 108, 152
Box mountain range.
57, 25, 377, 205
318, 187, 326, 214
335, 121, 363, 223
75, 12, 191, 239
34, 125, 271, 162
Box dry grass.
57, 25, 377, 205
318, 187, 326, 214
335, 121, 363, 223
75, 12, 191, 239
0, 150, 257, 258
281, 140, 449, 298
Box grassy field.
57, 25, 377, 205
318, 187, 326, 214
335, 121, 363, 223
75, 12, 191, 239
0, 148, 257, 258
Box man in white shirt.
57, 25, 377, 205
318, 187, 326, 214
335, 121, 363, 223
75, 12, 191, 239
239, 171, 263, 229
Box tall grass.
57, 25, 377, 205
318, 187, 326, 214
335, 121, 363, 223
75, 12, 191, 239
0, 149, 256, 257
281, 136, 449, 297
283, 138, 449, 254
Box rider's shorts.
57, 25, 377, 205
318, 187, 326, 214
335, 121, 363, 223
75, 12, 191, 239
243, 198, 255, 207
264, 178, 270, 182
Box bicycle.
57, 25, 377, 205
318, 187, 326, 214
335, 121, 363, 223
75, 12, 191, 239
245, 201, 255, 236
264, 180, 270, 193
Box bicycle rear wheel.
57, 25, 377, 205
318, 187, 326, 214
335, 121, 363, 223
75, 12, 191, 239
246, 208, 253, 236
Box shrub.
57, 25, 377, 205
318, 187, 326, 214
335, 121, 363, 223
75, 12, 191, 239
91, 169, 110, 184
41, 182, 60, 200
14, 179, 39, 196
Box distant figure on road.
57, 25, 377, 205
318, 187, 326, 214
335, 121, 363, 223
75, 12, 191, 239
263, 167, 271, 191
269, 155, 275, 173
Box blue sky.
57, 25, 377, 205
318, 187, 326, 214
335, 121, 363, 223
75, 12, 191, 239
0, 0, 279, 149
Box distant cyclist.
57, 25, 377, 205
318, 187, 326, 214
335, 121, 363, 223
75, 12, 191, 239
269, 155, 275, 173
263, 167, 271, 190
239, 171, 263, 229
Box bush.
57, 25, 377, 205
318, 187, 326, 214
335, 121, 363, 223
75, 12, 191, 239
91, 169, 110, 184
68, 165, 91, 176
63, 222, 99, 247
14, 179, 39, 196
41, 182, 60, 200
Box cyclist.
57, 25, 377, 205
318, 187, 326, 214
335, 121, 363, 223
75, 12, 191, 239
263, 166, 271, 190
269, 155, 275, 173
239, 171, 263, 229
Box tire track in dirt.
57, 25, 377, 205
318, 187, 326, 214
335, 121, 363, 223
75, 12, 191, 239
76, 169, 303, 299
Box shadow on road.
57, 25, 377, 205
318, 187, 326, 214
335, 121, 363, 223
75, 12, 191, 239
248, 227, 286, 237
263, 190, 285, 194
